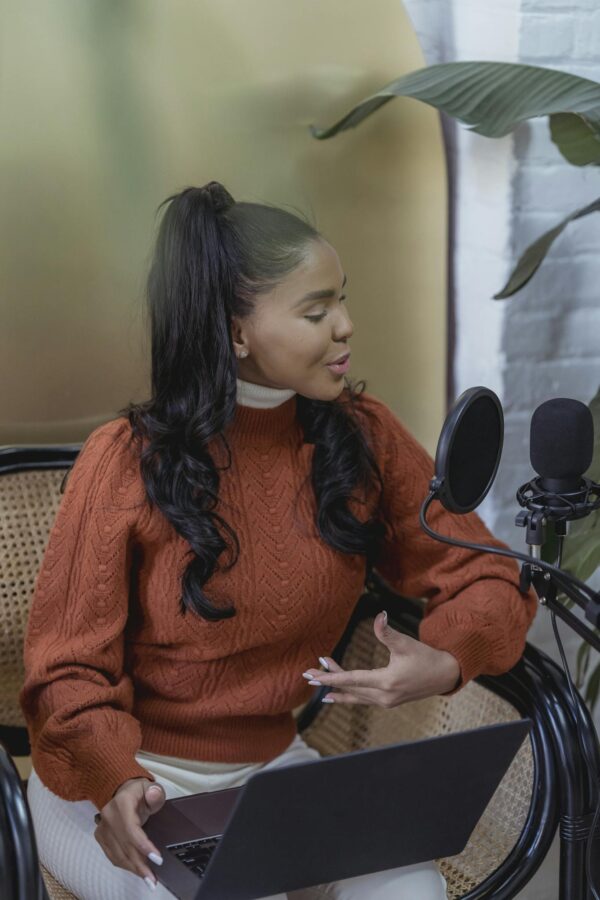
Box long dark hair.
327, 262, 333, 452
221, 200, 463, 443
121, 182, 388, 621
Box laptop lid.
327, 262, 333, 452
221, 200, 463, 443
150, 719, 531, 900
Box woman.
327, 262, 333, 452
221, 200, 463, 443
21, 182, 537, 899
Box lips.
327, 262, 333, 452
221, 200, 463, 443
327, 352, 350, 366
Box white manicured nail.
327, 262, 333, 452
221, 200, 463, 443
145, 876, 157, 891
308, 679, 322, 686
148, 852, 163, 865
302, 671, 314, 680
322, 697, 335, 703
319, 657, 330, 670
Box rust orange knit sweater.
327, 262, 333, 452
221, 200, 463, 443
20, 389, 537, 810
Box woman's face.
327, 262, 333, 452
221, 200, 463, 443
230, 239, 354, 401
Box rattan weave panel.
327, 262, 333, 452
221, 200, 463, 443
41, 865, 78, 899
300, 618, 533, 899
0, 468, 67, 726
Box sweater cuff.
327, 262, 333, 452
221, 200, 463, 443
90, 759, 157, 812
75, 737, 157, 810
31, 739, 157, 811
418, 625, 493, 696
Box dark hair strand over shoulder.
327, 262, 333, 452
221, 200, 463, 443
120, 182, 389, 621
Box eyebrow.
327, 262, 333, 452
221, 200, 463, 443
293, 273, 347, 308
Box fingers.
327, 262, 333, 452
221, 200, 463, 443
303, 656, 397, 706
94, 778, 165, 888
323, 691, 374, 705
141, 783, 166, 822
304, 665, 388, 691
319, 656, 339, 672
95, 820, 159, 887
326, 683, 392, 706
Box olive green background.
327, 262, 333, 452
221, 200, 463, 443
1, 0, 447, 453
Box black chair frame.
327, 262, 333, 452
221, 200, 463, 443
297, 575, 600, 900
0, 742, 48, 900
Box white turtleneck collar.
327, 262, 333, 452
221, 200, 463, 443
236, 377, 297, 409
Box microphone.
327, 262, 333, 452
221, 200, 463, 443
419, 386, 600, 632
531, 398, 593, 491
516, 398, 600, 525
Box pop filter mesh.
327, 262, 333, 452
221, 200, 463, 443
450, 395, 502, 509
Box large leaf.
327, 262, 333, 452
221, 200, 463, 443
550, 113, 600, 166
310, 62, 600, 166
576, 638, 592, 687
585, 659, 600, 712
494, 198, 600, 298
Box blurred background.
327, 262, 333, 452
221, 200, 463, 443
1, 0, 447, 452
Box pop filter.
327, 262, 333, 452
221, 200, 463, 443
433, 386, 504, 514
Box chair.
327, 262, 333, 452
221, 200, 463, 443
1, 445, 599, 900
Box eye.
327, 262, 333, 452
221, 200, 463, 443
305, 295, 347, 323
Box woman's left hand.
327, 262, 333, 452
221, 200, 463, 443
302, 611, 461, 707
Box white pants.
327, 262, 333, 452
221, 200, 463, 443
28, 732, 448, 900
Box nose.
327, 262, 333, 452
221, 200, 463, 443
333, 305, 354, 342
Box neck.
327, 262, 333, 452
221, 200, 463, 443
236, 377, 296, 409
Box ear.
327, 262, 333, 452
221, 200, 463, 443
230, 315, 245, 352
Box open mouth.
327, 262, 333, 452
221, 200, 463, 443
326, 353, 351, 374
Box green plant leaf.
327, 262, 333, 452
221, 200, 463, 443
494, 198, 600, 298
309, 61, 600, 166
584, 659, 600, 713
541, 520, 560, 565
550, 112, 600, 166
575, 639, 592, 688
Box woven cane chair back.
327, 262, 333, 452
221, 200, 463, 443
0, 463, 77, 898
300, 618, 534, 900
41, 867, 76, 900
0, 467, 68, 728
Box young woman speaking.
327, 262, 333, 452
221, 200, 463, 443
21, 182, 536, 899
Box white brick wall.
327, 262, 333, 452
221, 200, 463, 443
402, 0, 600, 743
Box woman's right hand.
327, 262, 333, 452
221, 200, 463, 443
93, 776, 166, 890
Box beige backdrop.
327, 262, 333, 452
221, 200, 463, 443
1, 0, 447, 454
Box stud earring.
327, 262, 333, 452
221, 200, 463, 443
239, 350, 249, 358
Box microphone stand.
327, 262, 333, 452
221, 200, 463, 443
421, 489, 600, 649
515, 506, 600, 900
516, 510, 600, 652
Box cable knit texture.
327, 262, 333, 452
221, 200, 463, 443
20, 385, 537, 811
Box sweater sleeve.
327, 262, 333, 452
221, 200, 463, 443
19, 420, 157, 810
363, 396, 538, 694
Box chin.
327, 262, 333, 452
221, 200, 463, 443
306, 379, 347, 402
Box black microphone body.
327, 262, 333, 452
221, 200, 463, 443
517, 398, 600, 526
530, 398, 593, 486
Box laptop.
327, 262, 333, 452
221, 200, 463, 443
145, 719, 531, 900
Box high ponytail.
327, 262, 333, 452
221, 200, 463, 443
121, 182, 388, 621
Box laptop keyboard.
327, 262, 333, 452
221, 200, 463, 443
168, 836, 221, 878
